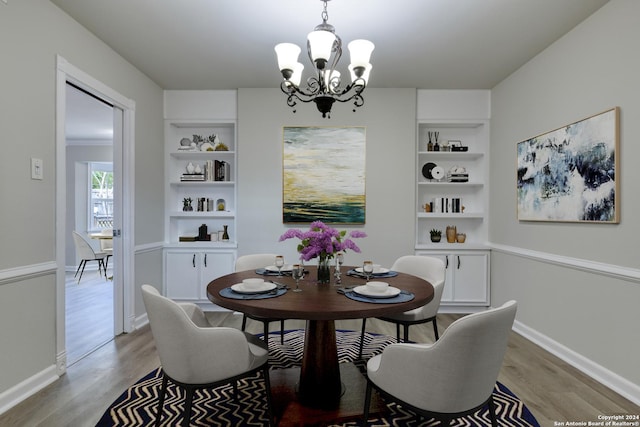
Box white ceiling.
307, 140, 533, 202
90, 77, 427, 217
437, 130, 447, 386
52, 0, 608, 90
54, 0, 609, 139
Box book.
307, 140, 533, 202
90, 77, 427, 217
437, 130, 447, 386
214, 160, 230, 181
431, 197, 463, 213
180, 173, 205, 181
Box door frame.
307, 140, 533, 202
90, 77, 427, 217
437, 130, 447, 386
55, 55, 136, 374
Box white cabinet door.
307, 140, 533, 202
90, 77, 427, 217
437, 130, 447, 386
429, 254, 454, 302
165, 251, 201, 300
199, 250, 236, 299
450, 253, 489, 304
415, 251, 489, 307
165, 249, 236, 301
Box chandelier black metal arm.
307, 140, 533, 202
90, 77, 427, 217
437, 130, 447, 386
280, 73, 367, 118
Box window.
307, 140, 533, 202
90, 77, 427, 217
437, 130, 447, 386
89, 162, 113, 231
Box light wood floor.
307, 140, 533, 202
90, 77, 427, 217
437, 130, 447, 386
65, 270, 114, 366
1, 312, 638, 426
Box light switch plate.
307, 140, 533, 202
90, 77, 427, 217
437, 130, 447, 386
31, 158, 43, 180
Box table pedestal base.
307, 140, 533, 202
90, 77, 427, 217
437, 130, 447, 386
299, 320, 341, 407
270, 363, 386, 426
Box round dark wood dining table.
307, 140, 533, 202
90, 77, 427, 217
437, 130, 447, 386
206, 266, 434, 410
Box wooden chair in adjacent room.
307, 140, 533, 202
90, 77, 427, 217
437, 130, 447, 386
72, 231, 107, 283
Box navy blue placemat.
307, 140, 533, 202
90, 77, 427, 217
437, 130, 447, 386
219, 287, 287, 300
344, 290, 414, 304
346, 269, 398, 279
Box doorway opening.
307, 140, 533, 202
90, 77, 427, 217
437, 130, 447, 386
65, 84, 116, 365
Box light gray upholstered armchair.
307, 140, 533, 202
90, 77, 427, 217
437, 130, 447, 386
141, 285, 273, 427
236, 253, 286, 344
359, 255, 446, 358
72, 231, 107, 283
363, 300, 517, 427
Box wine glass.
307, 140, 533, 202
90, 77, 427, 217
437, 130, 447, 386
362, 260, 374, 282
334, 252, 344, 285
274, 255, 285, 276
292, 263, 304, 292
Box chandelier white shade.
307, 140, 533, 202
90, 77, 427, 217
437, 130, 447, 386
275, 0, 374, 118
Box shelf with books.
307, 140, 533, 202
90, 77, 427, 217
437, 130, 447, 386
417, 212, 484, 219
415, 120, 489, 251
169, 211, 236, 218
165, 119, 237, 249
170, 181, 235, 186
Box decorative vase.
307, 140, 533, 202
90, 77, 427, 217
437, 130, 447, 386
222, 225, 229, 241
186, 162, 195, 174
317, 256, 331, 284
446, 226, 457, 243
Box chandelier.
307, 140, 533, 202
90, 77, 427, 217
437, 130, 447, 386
274, 0, 374, 118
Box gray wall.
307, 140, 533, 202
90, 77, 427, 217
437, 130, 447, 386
0, 0, 164, 395
490, 0, 640, 390
237, 88, 417, 269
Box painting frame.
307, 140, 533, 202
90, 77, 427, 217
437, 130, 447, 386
282, 126, 366, 224
516, 107, 619, 223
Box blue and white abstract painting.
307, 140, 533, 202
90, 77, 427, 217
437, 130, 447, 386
283, 127, 366, 224
517, 108, 619, 222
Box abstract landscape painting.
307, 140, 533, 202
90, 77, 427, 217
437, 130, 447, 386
517, 107, 619, 223
283, 126, 365, 224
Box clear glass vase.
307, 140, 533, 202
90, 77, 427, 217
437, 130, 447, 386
317, 256, 331, 284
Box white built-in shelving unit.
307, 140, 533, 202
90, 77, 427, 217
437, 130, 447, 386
163, 90, 239, 304
414, 91, 491, 311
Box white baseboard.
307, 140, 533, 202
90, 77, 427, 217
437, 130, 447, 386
513, 320, 640, 406
439, 305, 487, 314
56, 350, 67, 376
133, 312, 148, 330
0, 365, 59, 416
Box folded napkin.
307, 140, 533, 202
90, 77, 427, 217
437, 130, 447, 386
219, 287, 287, 300
342, 290, 414, 304
346, 269, 398, 278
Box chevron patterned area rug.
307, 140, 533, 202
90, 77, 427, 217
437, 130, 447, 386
97, 329, 539, 426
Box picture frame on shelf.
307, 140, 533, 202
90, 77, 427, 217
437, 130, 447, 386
516, 107, 619, 223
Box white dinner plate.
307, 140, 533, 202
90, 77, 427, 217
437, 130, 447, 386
353, 285, 401, 299
265, 264, 293, 272
231, 282, 277, 294
354, 267, 390, 275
